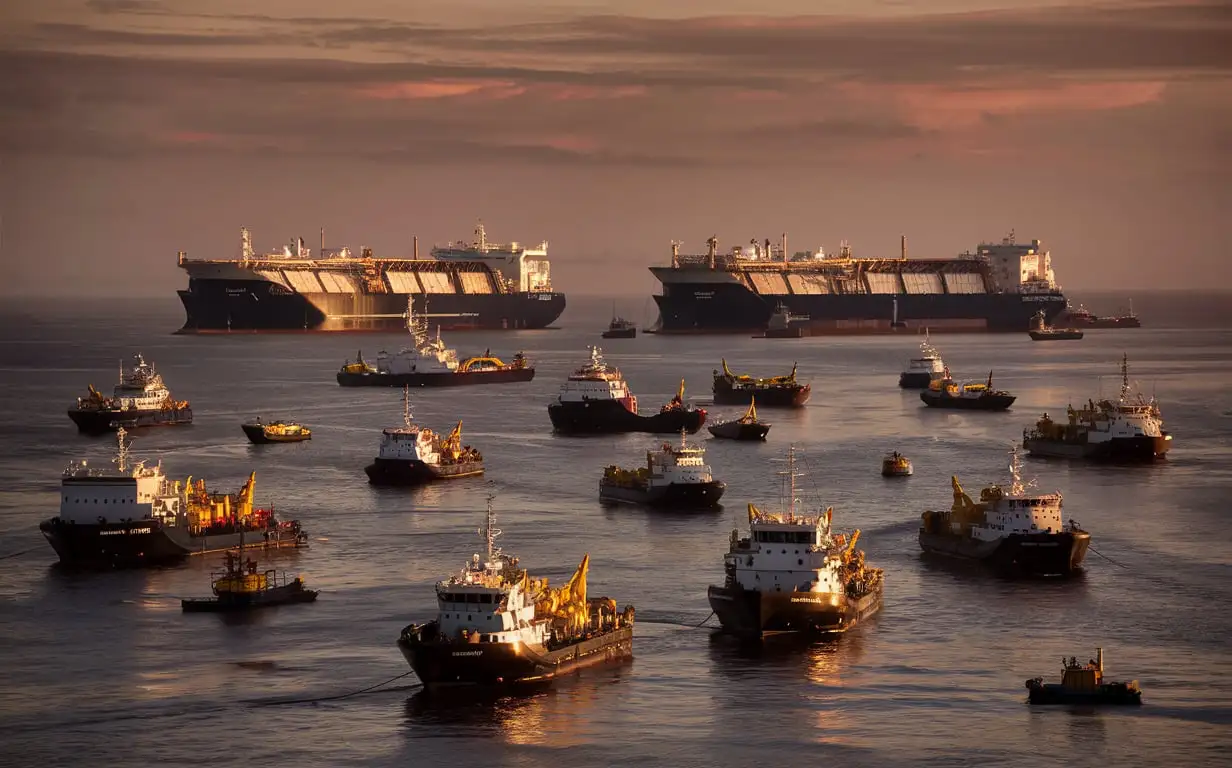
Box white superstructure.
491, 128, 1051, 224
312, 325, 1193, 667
974, 231, 1059, 295
556, 347, 638, 410
647, 434, 714, 487
433, 221, 552, 293
375, 388, 443, 465
961, 449, 1066, 542
58, 428, 183, 526
902, 335, 946, 378
77, 354, 175, 411
373, 297, 460, 376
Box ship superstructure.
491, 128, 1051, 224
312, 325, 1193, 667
651, 231, 1066, 334
176, 222, 565, 332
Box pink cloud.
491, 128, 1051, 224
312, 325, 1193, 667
357, 79, 524, 100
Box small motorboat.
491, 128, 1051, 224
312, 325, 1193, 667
182, 547, 318, 613
881, 451, 913, 477
1028, 310, 1084, 341
242, 418, 312, 444
708, 398, 771, 441
1025, 648, 1142, 705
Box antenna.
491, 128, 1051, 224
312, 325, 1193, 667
402, 385, 413, 428
1119, 353, 1130, 403
114, 427, 130, 474
776, 445, 803, 521
1007, 445, 1024, 496
481, 491, 501, 564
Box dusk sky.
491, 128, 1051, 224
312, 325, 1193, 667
2, 0, 1228, 297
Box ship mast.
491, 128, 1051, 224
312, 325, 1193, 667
1008, 446, 1025, 496
482, 492, 501, 565
777, 445, 802, 522
113, 427, 130, 474
1119, 353, 1130, 403
402, 385, 413, 428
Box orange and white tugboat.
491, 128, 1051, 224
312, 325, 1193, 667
599, 431, 726, 508
397, 497, 635, 689
707, 447, 883, 639
364, 387, 484, 486
547, 347, 706, 434
68, 354, 192, 434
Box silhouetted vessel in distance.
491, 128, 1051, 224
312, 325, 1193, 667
1028, 309, 1084, 341
1055, 301, 1141, 329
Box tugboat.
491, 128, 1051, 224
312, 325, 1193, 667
712, 360, 811, 407
602, 306, 637, 339
707, 447, 884, 639
336, 297, 534, 387
39, 428, 308, 568
397, 497, 635, 689
1026, 648, 1143, 705
67, 354, 193, 434
763, 302, 805, 338
881, 451, 913, 477
918, 448, 1089, 576
181, 543, 318, 612
1028, 309, 1084, 341
920, 369, 1016, 411
1023, 354, 1171, 461
364, 387, 484, 486
599, 432, 726, 508
708, 398, 771, 441
241, 418, 312, 444
1057, 301, 1142, 329
898, 334, 946, 389
547, 347, 706, 434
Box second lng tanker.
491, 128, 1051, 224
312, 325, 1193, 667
650, 231, 1066, 334
176, 222, 565, 332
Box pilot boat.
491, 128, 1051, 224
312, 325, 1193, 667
1026, 648, 1142, 705
547, 347, 706, 434
242, 418, 312, 444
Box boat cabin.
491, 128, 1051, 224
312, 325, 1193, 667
558, 347, 637, 407
724, 509, 845, 595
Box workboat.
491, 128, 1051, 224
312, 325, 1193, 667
707, 447, 883, 639
39, 429, 308, 568
763, 302, 805, 338
920, 369, 1016, 411
1023, 354, 1171, 461
599, 432, 726, 508
397, 498, 635, 689
364, 387, 484, 486
602, 307, 637, 339
708, 398, 771, 441
547, 347, 706, 434
918, 448, 1089, 577
881, 451, 913, 477
712, 360, 810, 407
1026, 648, 1142, 705
242, 418, 312, 444
898, 334, 946, 389
67, 354, 192, 434
181, 545, 317, 612
1055, 301, 1141, 329
1028, 309, 1084, 341
336, 297, 534, 387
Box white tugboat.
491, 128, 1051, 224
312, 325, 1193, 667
898, 334, 946, 388
707, 447, 884, 639
337, 296, 533, 387
67, 354, 193, 433
547, 346, 706, 434
1023, 354, 1171, 461
599, 431, 726, 508
364, 386, 484, 486
397, 496, 635, 689
919, 447, 1090, 576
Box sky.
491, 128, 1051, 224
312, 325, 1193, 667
0, 0, 1228, 298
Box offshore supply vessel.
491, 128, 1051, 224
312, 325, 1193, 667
398, 498, 634, 689
650, 232, 1066, 334
599, 433, 726, 508
176, 222, 565, 332
68, 354, 192, 434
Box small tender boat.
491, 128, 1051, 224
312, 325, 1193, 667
1025, 648, 1142, 705
708, 398, 771, 441
881, 451, 913, 477
1028, 310, 1084, 341
602, 306, 637, 339
242, 418, 312, 444
920, 369, 1016, 411
181, 546, 318, 612
898, 334, 946, 389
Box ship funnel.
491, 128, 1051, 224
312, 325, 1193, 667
1096, 647, 1103, 674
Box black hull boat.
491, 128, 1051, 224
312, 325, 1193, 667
68, 407, 193, 434
898, 372, 938, 389
707, 585, 882, 639
599, 480, 726, 508
182, 581, 318, 612
1025, 649, 1142, 705
241, 422, 311, 444
1029, 329, 1084, 341
918, 530, 1089, 577
337, 367, 535, 388
38, 518, 307, 568
1023, 433, 1171, 461
548, 400, 706, 435
399, 623, 634, 689
364, 457, 484, 486
920, 390, 1016, 411
712, 361, 810, 407
708, 420, 770, 441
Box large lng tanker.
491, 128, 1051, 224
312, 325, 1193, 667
650, 232, 1066, 334
176, 222, 565, 333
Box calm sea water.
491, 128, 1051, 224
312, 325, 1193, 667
0, 294, 1230, 768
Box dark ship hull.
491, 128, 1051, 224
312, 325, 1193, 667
707, 420, 771, 440
712, 379, 810, 407
651, 275, 1066, 335
364, 457, 484, 486
1023, 433, 1171, 461
38, 518, 307, 568
898, 372, 940, 389
337, 367, 535, 387
1029, 329, 1084, 341
181, 583, 319, 612
1026, 682, 1142, 705
548, 400, 706, 435
398, 622, 633, 689
920, 391, 1016, 410
601, 328, 637, 339
706, 584, 882, 639
241, 423, 310, 444
68, 407, 193, 435
598, 480, 726, 508
177, 279, 566, 333
918, 530, 1089, 577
